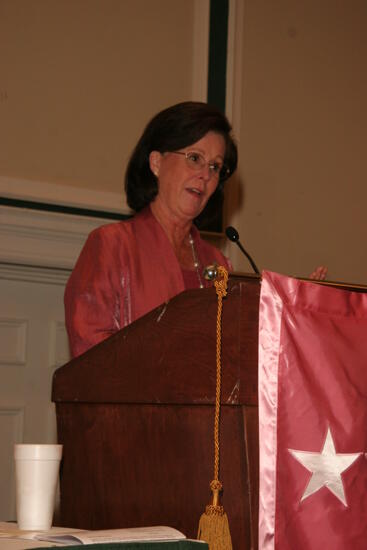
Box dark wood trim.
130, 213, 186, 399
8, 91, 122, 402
0, 197, 130, 221
207, 0, 229, 112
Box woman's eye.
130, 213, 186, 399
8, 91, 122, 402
210, 163, 222, 174
187, 152, 201, 163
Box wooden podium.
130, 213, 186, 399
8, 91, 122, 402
52, 274, 260, 550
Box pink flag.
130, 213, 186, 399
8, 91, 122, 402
259, 271, 367, 549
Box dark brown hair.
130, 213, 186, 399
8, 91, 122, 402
125, 101, 237, 221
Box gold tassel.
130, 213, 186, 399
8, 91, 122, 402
197, 481, 232, 550
197, 267, 233, 550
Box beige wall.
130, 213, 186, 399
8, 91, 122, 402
230, 0, 367, 284
1, 0, 366, 285
0, 0, 196, 193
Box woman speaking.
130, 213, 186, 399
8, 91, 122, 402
65, 102, 238, 357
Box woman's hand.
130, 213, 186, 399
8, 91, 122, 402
309, 266, 328, 280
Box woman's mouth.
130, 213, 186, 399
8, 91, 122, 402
187, 187, 203, 197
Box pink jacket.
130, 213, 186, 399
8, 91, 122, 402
65, 206, 230, 358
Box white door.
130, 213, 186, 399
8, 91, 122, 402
0, 203, 108, 521
0, 268, 70, 520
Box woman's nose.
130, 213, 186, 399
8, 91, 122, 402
199, 162, 212, 180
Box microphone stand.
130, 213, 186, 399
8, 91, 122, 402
225, 226, 260, 275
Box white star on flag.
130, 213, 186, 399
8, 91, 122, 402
289, 427, 361, 506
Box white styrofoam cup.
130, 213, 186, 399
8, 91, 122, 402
14, 444, 63, 530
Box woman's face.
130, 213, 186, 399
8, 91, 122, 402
149, 131, 226, 223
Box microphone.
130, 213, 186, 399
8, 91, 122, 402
225, 226, 260, 275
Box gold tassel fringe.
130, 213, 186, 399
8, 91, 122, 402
197, 510, 232, 550
197, 481, 232, 550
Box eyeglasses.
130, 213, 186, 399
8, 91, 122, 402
170, 151, 230, 179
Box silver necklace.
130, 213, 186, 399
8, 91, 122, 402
188, 233, 204, 289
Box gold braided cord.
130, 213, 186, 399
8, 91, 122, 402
197, 265, 233, 550
212, 267, 228, 488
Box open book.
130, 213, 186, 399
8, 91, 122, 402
0, 524, 207, 548
34, 526, 187, 546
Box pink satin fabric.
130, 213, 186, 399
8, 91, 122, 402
259, 271, 367, 549
65, 206, 230, 358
